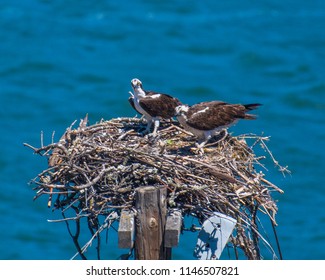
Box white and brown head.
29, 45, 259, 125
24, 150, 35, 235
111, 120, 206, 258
131, 78, 146, 98
175, 104, 190, 116
131, 78, 143, 90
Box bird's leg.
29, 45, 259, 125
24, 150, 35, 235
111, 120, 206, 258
194, 144, 206, 155
140, 118, 153, 135
142, 122, 152, 135
151, 118, 160, 137
193, 135, 211, 155
196, 138, 209, 149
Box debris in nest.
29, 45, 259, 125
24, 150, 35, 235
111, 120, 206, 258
24, 115, 288, 259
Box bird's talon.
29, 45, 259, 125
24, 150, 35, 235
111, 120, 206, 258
190, 146, 205, 155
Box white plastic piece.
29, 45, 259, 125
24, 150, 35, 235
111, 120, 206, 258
193, 212, 236, 260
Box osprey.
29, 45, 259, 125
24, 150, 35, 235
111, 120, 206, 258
175, 101, 261, 148
129, 78, 182, 135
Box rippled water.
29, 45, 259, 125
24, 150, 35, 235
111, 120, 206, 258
1, 0, 324, 259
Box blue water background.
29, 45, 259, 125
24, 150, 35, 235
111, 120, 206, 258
0, 0, 324, 260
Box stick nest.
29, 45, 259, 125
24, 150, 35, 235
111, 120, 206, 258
25, 116, 287, 259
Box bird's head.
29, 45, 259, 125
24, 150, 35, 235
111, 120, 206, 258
175, 104, 189, 116
131, 78, 143, 90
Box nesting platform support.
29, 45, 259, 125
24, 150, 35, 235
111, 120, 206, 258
165, 209, 182, 248
117, 186, 182, 259
134, 186, 167, 260
118, 210, 135, 249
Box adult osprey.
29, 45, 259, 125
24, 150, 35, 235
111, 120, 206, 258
175, 101, 261, 149
129, 78, 182, 135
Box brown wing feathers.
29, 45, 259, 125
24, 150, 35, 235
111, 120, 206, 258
139, 94, 182, 119
186, 102, 261, 131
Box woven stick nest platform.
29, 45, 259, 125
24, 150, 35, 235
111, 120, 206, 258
25, 115, 287, 259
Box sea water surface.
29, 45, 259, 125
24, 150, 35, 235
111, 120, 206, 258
0, 0, 324, 260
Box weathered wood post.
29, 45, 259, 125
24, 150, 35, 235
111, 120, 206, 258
134, 186, 167, 260
118, 210, 135, 249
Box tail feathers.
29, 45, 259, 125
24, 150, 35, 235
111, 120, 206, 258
244, 103, 262, 111
244, 114, 257, 120
243, 103, 262, 120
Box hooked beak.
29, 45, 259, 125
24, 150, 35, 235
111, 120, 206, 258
131, 78, 142, 90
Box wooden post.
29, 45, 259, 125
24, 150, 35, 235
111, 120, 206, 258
134, 186, 167, 260
118, 210, 135, 249
165, 209, 182, 248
